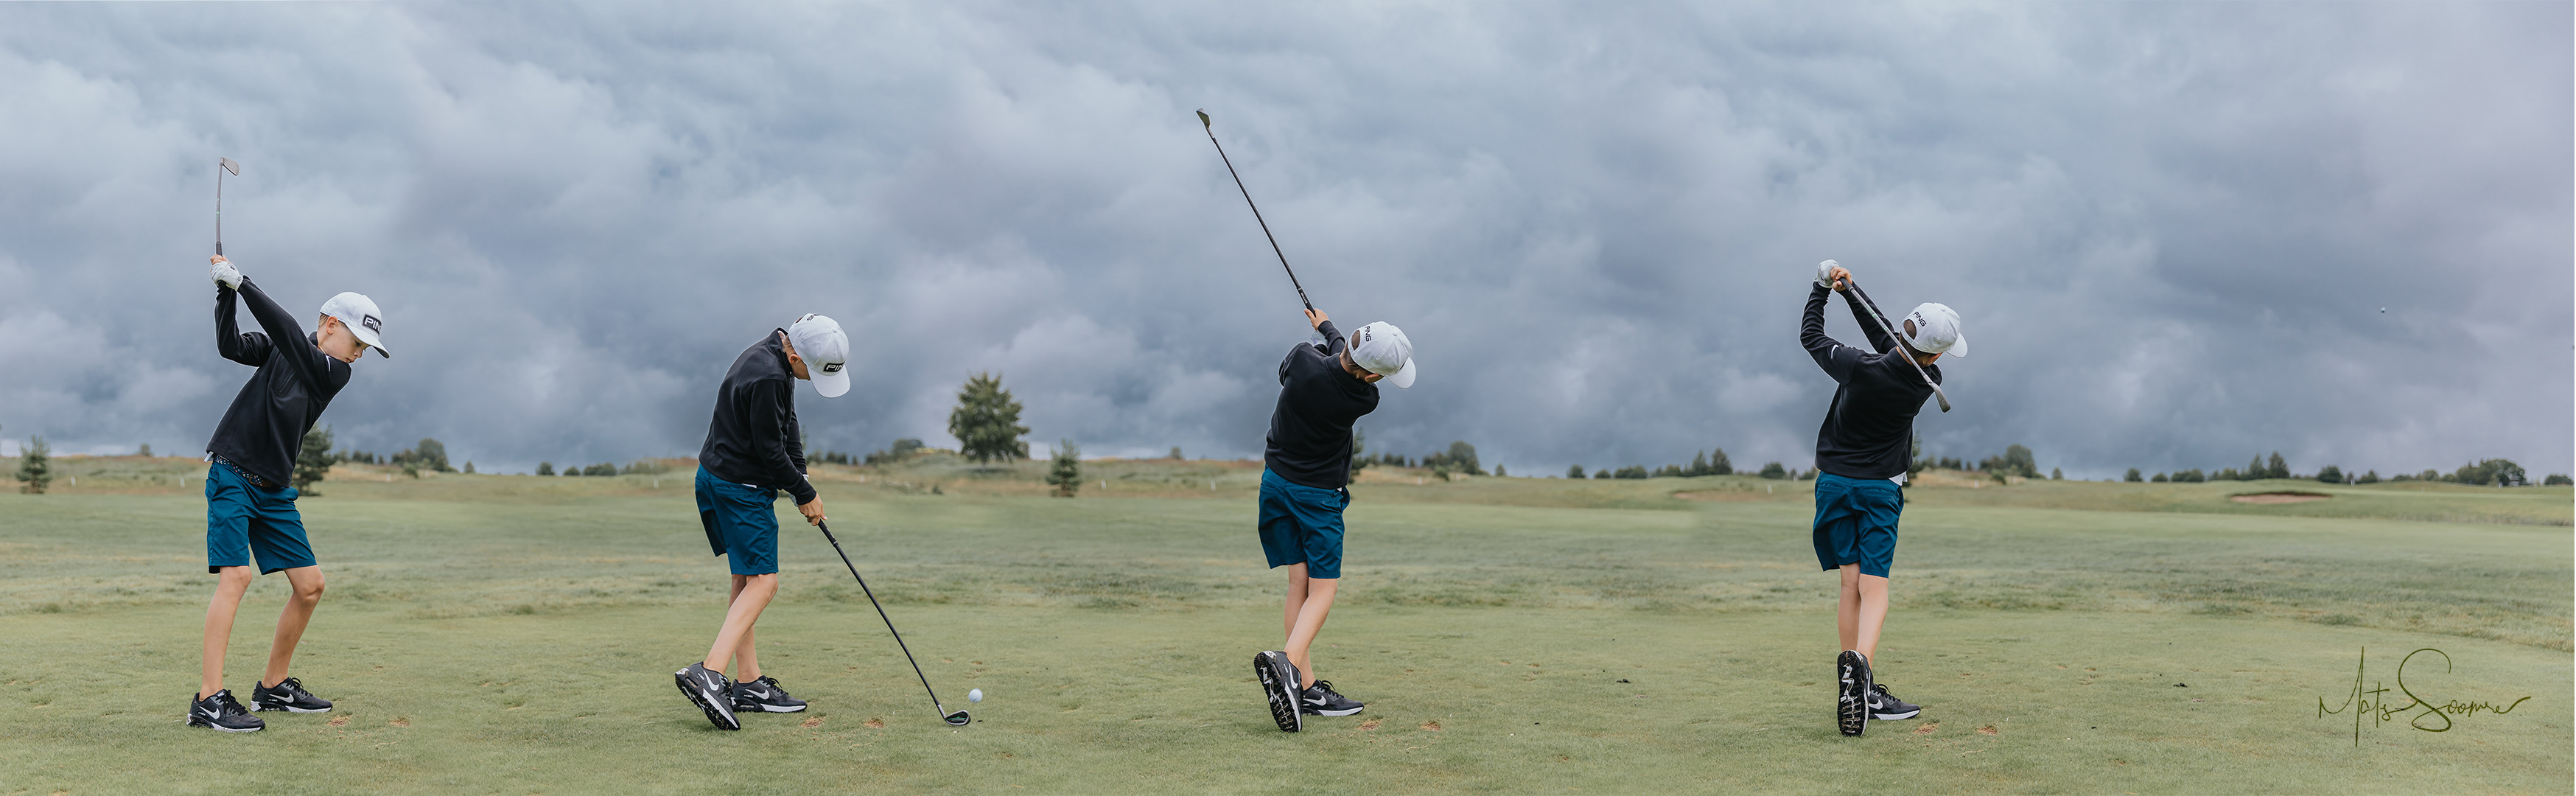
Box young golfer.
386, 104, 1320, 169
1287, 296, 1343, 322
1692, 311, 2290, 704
1252, 308, 1415, 733
1802, 261, 1962, 736
189, 255, 388, 732
673, 314, 850, 730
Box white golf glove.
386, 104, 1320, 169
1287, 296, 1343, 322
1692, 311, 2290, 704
210, 259, 243, 290
1815, 259, 1840, 288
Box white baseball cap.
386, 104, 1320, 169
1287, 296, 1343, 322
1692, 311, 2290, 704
1900, 302, 1966, 358
318, 292, 389, 358
788, 313, 851, 397
1348, 321, 1415, 388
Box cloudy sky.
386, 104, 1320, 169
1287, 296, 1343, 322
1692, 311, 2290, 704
1, 2, 2567, 479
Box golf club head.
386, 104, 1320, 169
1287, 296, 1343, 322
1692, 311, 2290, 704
1196, 109, 1211, 128
943, 710, 971, 726
219, 157, 239, 176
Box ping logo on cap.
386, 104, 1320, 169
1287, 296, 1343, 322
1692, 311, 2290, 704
820, 362, 843, 373
362, 315, 381, 332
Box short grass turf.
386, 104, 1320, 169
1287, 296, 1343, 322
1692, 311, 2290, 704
0, 471, 2567, 794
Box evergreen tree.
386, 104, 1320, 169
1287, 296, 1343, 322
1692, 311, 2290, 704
1348, 428, 1368, 478
294, 426, 335, 494
2267, 452, 2289, 480
1493, 464, 1506, 477
1687, 451, 1709, 477
948, 372, 1030, 464
15, 435, 51, 494
2051, 467, 2062, 481
1046, 440, 1082, 498
1710, 447, 1733, 475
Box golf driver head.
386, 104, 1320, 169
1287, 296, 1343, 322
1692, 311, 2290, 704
943, 710, 971, 726
1196, 108, 1211, 128
219, 157, 239, 176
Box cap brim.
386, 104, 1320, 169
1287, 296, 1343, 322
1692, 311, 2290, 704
1943, 332, 1965, 359
1385, 357, 1415, 389
812, 368, 850, 398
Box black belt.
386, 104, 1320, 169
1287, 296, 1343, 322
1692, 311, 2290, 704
210, 455, 275, 489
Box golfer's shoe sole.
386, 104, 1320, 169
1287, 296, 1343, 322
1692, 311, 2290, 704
1836, 650, 1871, 737
737, 702, 808, 713
1301, 705, 1364, 717
1253, 651, 1301, 733
675, 667, 741, 731
258, 704, 333, 713
189, 719, 262, 733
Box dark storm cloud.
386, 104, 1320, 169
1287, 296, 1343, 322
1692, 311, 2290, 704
1, 2, 2566, 478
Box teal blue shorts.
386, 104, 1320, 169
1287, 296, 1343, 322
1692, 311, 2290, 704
1259, 469, 1348, 579
1813, 472, 1902, 578
696, 468, 780, 576
205, 460, 315, 575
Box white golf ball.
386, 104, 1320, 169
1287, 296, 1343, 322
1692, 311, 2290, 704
968, 688, 983, 703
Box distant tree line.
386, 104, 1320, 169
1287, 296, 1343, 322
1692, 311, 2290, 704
1567, 448, 1739, 481
2122, 453, 2546, 487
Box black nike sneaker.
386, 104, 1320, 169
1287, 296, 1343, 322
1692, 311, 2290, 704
1869, 683, 1922, 721
674, 662, 741, 730
252, 677, 334, 713
188, 689, 264, 733
1253, 651, 1301, 733
1299, 680, 1365, 717
1837, 650, 1872, 736
732, 675, 808, 713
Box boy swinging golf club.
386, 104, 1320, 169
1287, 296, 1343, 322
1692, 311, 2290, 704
673, 314, 849, 730
189, 254, 390, 731
1251, 309, 1415, 732
1803, 260, 1964, 736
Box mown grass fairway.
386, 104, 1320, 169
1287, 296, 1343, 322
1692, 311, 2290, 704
1, 459, 2568, 794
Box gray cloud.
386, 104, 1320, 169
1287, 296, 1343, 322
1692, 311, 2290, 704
1, 2, 2566, 478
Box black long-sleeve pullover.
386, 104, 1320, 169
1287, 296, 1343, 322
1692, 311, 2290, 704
1802, 284, 1942, 480
206, 279, 351, 487
698, 331, 815, 505
1263, 321, 1379, 489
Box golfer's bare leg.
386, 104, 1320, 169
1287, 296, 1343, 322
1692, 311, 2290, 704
259, 566, 325, 688
1284, 577, 1338, 690
200, 566, 254, 698
1836, 565, 1891, 660
727, 573, 763, 682
1281, 563, 1309, 640
704, 573, 777, 677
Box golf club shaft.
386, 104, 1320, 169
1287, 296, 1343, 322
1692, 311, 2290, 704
815, 521, 953, 719
214, 170, 224, 256
1842, 279, 1952, 413
1197, 111, 1314, 313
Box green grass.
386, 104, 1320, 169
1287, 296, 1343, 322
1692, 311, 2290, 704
0, 461, 2568, 793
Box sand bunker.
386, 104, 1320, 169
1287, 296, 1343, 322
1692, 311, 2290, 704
2230, 492, 2331, 504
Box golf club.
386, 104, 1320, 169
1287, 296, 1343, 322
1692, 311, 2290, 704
214, 158, 239, 256
814, 520, 970, 727
1835, 276, 1952, 413
1197, 110, 1313, 313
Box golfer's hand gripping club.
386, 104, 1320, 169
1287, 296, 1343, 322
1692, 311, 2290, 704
1198, 109, 1315, 314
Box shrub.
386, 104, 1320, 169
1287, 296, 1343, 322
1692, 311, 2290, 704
582, 463, 617, 476
2150, 472, 2169, 483
1494, 465, 1507, 477
15, 436, 51, 494
1045, 440, 1082, 498
2171, 469, 2206, 483
2051, 467, 2062, 481
1613, 465, 1649, 479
